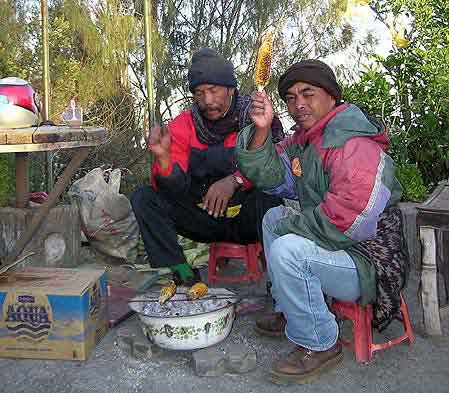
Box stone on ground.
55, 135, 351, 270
225, 344, 257, 373
192, 347, 226, 377
115, 326, 153, 360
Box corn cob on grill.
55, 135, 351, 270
159, 280, 177, 304
186, 282, 208, 300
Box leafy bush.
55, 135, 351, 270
342, 67, 395, 121
395, 163, 427, 202
0, 155, 12, 207
343, 0, 449, 201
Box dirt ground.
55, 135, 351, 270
0, 254, 448, 393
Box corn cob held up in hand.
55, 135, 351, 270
254, 31, 274, 92
186, 282, 208, 301
159, 280, 177, 304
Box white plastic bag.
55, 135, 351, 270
68, 167, 139, 261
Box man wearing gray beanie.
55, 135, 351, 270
131, 48, 284, 287
236, 59, 407, 384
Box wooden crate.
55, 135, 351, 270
0, 205, 81, 268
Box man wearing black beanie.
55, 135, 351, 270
277, 59, 342, 105
131, 48, 284, 287
236, 59, 407, 384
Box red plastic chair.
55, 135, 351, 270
208, 242, 266, 284
331, 293, 415, 363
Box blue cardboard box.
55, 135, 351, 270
0, 267, 108, 360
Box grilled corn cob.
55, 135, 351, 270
186, 282, 208, 301
254, 31, 274, 91
159, 280, 177, 304
225, 204, 242, 218
197, 203, 241, 218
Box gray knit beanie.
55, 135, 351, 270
188, 48, 237, 93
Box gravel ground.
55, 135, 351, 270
0, 263, 448, 393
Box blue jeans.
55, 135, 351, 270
262, 206, 361, 351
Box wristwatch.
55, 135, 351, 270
233, 174, 244, 188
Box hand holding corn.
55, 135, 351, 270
249, 91, 274, 136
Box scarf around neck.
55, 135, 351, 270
192, 91, 285, 145
192, 92, 251, 145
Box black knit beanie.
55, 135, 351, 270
278, 59, 342, 104
188, 48, 237, 93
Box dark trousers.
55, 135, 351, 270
130, 185, 282, 268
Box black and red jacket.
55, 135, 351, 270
152, 110, 282, 203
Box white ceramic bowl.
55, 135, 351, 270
129, 288, 237, 350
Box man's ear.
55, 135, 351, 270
228, 87, 236, 96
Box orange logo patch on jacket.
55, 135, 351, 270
292, 157, 302, 177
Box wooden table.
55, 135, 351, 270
0, 125, 107, 267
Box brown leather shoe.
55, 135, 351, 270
254, 312, 286, 337
270, 342, 343, 385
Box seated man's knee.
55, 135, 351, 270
262, 206, 285, 232
130, 186, 158, 212
130, 187, 144, 209
269, 234, 315, 273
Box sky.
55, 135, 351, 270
325, 4, 393, 77
277, 5, 395, 129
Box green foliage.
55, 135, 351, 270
0, 1, 29, 78
178, 236, 209, 269
343, 67, 395, 121
0, 0, 378, 197
148, 0, 360, 122
395, 163, 427, 202
136, 235, 209, 270
0, 155, 12, 207
51, 0, 142, 118
344, 0, 449, 200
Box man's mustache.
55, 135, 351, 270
200, 106, 220, 112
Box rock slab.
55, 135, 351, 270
192, 344, 257, 376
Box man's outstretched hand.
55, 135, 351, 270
148, 123, 171, 170
248, 91, 274, 149
202, 176, 239, 218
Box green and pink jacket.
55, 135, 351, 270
236, 104, 403, 305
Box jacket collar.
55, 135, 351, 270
294, 103, 348, 146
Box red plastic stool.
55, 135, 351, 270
331, 293, 415, 363
208, 242, 266, 284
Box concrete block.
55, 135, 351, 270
192, 347, 226, 377
192, 344, 257, 376
115, 327, 153, 360
225, 344, 257, 373
132, 339, 153, 360
0, 205, 80, 267
117, 335, 133, 355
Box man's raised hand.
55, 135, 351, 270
248, 91, 274, 149
148, 123, 171, 170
